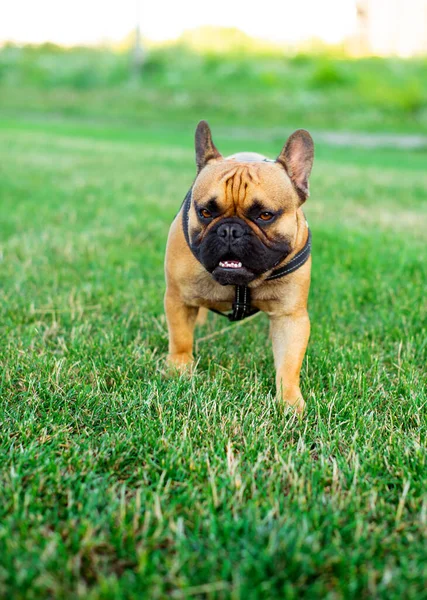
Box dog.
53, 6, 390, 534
164, 121, 314, 412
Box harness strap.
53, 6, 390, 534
208, 285, 259, 322
266, 229, 312, 281
180, 187, 312, 322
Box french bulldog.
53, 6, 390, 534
164, 121, 314, 412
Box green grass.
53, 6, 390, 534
1, 42, 427, 133
0, 114, 426, 599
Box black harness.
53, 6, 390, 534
182, 188, 312, 322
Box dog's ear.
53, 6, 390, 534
195, 120, 222, 173
276, 130, 314, 203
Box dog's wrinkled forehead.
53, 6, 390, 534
192, 160, 296, 211
194, 120, 314, 205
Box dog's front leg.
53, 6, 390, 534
164, 289, 198, 371
269, 311, 310, 413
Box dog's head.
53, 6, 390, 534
187, 121, 314, 286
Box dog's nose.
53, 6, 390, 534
217, 222, 244, 241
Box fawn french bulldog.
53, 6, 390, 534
164, 121, 314, 412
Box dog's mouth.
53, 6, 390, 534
212, 256, 255, 285
218, 259, 243, 269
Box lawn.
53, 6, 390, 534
1, 43, 427, 134
0, 114, 426, 598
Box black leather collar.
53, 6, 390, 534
181, 188, 311, 321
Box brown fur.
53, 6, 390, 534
164, 121, 314, 413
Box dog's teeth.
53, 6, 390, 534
219, 260, 242, 269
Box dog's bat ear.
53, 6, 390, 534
276, 130, 314, 203
195, 120, 222, 173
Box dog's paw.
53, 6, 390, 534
277, 386, 306, 415
165, 352, 194, 375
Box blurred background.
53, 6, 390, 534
1, 0, 427, 136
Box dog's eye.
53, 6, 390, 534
199, 208, 212, 219
258, 211, 274, 221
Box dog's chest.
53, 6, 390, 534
182, 272, 235, 310
181, 269, 290, 315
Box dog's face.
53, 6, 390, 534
186, 121, 314, 285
